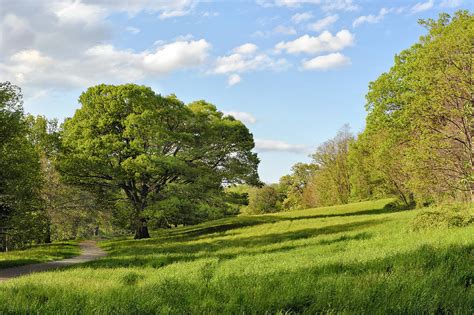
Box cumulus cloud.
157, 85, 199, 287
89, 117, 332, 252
0, 0, 214, 96
212, 44, 288, 75
275, 30, 354, 55
302, 52, 350, 70
223, 111, 256, 124
255, 139, 309, 153
308, 14, 339, 32
410, 0, 434, 13
227, 74, 242, 86
291, 12, 313, 24
233, 43, 258, 55
0, 40, 211, 91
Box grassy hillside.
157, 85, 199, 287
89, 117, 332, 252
0, 241, 79, 269
0, 199, 473, 313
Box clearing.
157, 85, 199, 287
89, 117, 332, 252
0, 199, 472, 313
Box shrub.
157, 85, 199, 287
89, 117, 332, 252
410, 204, 473, 231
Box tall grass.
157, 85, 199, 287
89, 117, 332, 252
0, 199, 472, 313
0, 241, 79, 269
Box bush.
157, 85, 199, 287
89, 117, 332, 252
243, 185, 281, 214
410, 204, 473, 231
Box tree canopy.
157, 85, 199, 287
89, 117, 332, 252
59, 84, 259, 238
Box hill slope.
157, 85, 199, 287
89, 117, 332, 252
0, 199, 473, 313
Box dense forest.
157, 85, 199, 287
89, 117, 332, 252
0, 11, 472, 251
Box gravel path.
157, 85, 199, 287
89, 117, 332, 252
0, 240, 107, 282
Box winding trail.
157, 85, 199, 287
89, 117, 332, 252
0, 240, 107, 282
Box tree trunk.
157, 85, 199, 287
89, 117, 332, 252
44, 224, 52, 243
134, 217, 150, 239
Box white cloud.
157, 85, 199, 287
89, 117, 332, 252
273, 25, 297, 35
126, 26, 140, 34
302, 52, 350, 70
211, 44, 289, 86
258, 0, 358, 11
223, 111, 256, 124
1, 39, 211, 91
233, 43, 258, 55
227, 74, 242, 86
439, 0, 463, 7
80, 0, 198, 18
353, 8, 389, 27
275, 30, 354, 55
213, 51, 288, 75
255, 139, 308, 153
308, 14, 339, 32
53, 1, 106, 25
410, 0, 434, 13
142, 40, 211, 74
291, 12, 313, 24
321, 0, 357, 12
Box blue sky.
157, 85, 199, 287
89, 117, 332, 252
0, 0, 471, 182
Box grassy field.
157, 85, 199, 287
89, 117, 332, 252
0, 241, 79, 269
0, 199, 472, 313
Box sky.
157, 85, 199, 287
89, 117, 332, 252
0, 0, 471, 183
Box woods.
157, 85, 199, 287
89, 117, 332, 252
0, 83, 259, 249
247, 11, 473, 213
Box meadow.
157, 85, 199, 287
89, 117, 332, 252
0, 199, 472, 313
0, 241, 79, 269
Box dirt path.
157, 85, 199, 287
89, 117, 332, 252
0, 240, 107, 282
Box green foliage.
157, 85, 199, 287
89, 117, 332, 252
25, 115, 116, 241
309, 125, 354, 206
59, 84, 259, 238
244, 185, 281, 214
0, 82, 48, 250
356, 11, 473, 204
410, 204, 473, 231
278, 163, 318, 210
0, 199, 473, 313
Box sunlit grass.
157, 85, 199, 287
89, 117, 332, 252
0, 241, 79, 269
1, 198, 473, 313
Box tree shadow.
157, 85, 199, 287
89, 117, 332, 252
281, 206, 408, 223
83, 219, 384, 269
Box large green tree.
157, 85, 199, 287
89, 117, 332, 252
0, 82, 47, 250
59, 84, 259, 238
357, 11, 473, 204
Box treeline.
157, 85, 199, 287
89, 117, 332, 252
0, 84, 260, 249
244, 11, 473, 214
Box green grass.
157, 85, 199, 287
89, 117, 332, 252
0, 241, 80, 269
0, 199, 473, 313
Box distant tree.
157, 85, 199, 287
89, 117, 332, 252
59, 84, 259, 239
244, 185, 280, 214
279, 163, 318, 210
310, 125, 354, 206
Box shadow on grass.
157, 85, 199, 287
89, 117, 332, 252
0, 242, 78, 269
84, 219, 384, 269
8, 243, 472, 314
157, 203, 404, 242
